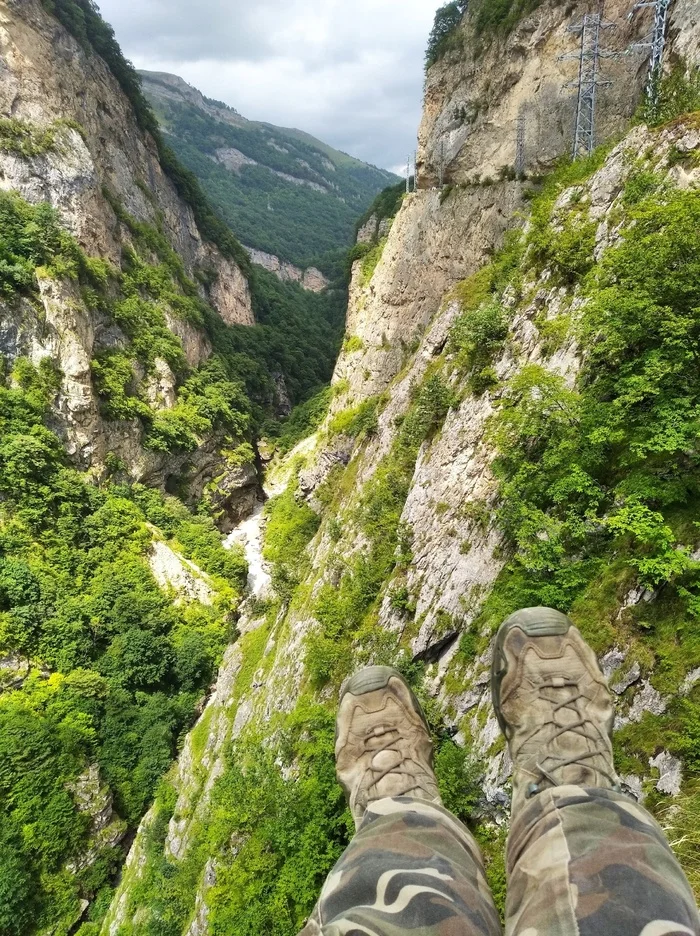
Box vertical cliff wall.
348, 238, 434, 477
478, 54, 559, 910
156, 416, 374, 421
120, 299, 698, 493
102, 3, 700, 934
0, 0, 258, 515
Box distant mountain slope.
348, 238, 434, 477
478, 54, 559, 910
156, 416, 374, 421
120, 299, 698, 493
139, 71, 400, 270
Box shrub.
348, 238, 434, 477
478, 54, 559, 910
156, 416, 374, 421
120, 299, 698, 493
640, 64, 700, 127
343, 335, 364, 354
400, 374, 457, 447
359, 238, 388, 286
450, 298, 509, 392
263, 486, 320, 599
426, 1, 468, 68
328, 397, 380, 439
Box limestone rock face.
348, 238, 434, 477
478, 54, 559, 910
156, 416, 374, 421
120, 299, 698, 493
244, 245, 330, 292
148, 541, 216, 606
96, 3, 700, 931
333, 182, 523, 405
357, 213, 379, 244
419, 0, 664, 187
66, 764, 127, 874
0, 0, 256, 509
0, 0, 253, 325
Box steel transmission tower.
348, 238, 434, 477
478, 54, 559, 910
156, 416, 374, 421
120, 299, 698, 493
628, 0, 673, 108
515, 112, 526, 175
562, 13, 616, 159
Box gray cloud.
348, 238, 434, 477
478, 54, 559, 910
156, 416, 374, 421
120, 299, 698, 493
96, 0, 438, 170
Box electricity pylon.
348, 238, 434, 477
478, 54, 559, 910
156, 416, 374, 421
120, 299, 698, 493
628, 0, 673, 110
561, 12, 617, 159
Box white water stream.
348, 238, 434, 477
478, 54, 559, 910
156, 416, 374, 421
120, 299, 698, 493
224, 500, 272, 598
223, 441, 313, 601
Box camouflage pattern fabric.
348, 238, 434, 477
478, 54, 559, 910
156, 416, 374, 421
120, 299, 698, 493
298, 796, 501, 936
507, 784, 700, 936
298, 791, 700, 936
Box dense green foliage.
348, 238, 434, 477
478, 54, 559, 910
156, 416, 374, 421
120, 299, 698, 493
142, 88, 397, 269
0, 183, 343, 932
0, 364, 246, 935
274, 387, 332, 455
450, 267, 510, 394
491, 179, 700, 612
444, 142, 700, 871
263, 485, 321, 601
641, 65, 700, 127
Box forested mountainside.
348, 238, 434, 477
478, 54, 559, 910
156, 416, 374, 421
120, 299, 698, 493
1, 0, 700, 935
139, 71, 400, 275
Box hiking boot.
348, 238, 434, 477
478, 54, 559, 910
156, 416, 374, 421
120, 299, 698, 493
336, 666, 442, 827
491, 607, 620, 815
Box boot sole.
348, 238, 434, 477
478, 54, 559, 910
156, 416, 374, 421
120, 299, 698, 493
491, 607, 572, 738
340, 666, 431, 733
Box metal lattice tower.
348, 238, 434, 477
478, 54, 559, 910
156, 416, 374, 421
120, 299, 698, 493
562, 13, 616, 159
406, 155, 411, 194
628, 0, 672, 107
515, 112, 526, 175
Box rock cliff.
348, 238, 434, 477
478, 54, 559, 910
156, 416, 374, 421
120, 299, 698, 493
243, 245, 330, 293
0, 0, 260, 517
102, 3, 700, 934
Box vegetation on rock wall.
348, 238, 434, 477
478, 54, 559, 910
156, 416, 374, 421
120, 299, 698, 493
426, 0, 549, 68
426, 0, 468, 68
354, 181, 405, 238
150, 122, 700, 936
640, 65, 700, 127
0, 185, 344, 461
442, 136, 700, 895
0, 182, 340, 932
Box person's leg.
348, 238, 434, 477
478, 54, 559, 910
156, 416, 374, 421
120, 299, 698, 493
491, 607, 700, 936
299, 667, 501, 936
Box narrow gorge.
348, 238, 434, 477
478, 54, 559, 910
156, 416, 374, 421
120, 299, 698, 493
0, 1, 699, 935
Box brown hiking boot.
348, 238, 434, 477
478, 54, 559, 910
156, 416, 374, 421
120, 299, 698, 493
336, 666, 442, 827
491, 607, 620, 815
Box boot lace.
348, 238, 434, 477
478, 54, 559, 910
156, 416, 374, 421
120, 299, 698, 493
518, 677, 619, 797
353, 724, 434, 805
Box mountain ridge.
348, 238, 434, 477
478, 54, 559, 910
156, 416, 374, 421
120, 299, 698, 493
138, 69, 400, 270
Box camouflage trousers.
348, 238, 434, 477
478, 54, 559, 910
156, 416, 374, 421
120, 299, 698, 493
298, 789, 700, 936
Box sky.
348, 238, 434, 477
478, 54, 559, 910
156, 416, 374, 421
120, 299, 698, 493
96, 0, 440, 175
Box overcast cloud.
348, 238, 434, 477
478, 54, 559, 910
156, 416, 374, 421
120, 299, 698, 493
96, 0, 439, 173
